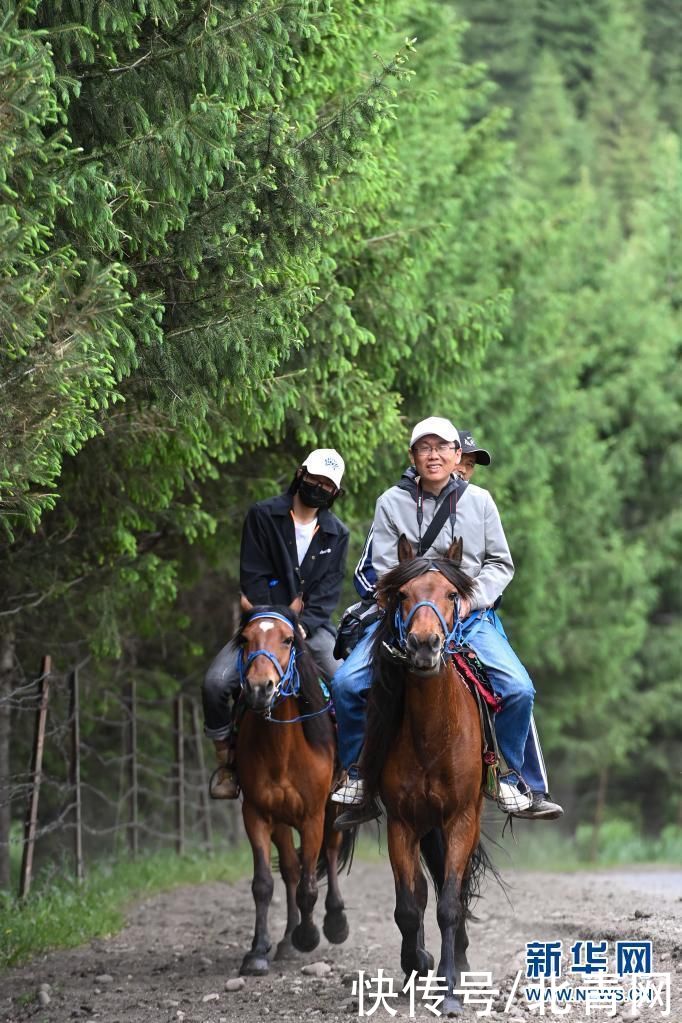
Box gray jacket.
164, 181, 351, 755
372, 467, 514, 611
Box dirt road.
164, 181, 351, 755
2, 850, 680, 1023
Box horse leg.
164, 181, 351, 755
291, 815, 324, 953
272, 822, 301, 960
453, 840, 483, 989
387, 818, 433, 980
240, 803, 274, 976
437, 819, 479, 1016
321, 808, 349, 945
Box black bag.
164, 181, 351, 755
333, 598, 382, 660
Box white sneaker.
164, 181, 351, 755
497, 779, 532, 813
331, 777, 365, 805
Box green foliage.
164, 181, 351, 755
450, 0, 682, 827
0, 6, 135, 532
0, 0, 679, 855
0, 846, 253, 968
506, 821, 682, 871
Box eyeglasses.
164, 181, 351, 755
412, 442, 459, 456
302, 472, 337, 493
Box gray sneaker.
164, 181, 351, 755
512, 792, 564, 820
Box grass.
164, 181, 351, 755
356, 819, 682, 873
478, 819, 682, 873
0, 844, 252, 970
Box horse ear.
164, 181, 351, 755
398, 534, 415, 563
446, 536, 463, 566
289, 593, 304, 616
240, 593, 254, 612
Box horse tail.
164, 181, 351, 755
419, 828, 446, 894
420, 833, 502, 921
316, 810, 357, 883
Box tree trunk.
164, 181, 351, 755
0, 623, 16, 890
589, 764, 609, 863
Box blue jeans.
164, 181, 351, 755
331, 611, 548, 793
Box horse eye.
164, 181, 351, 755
447, 592, 457, 601
397, 591, 407, 602
283, 635, 294, 646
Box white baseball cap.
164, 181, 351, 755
301, 448, 345, 488
410, 417, 460, 449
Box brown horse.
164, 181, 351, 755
235, 595, 350, 975
360, 536, 490, 1015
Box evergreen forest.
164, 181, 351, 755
1, 0, 680, 881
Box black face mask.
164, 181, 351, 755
297, 480, 335, 509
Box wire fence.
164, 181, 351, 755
0, 655, 243, 897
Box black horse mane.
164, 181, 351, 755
359, 557, 475, 801
235, 604, 334, 749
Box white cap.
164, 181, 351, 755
410, 417, 460, 448
302, 448, 345, 488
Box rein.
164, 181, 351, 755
237, 611, 331, 724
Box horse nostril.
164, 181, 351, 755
428, 633, 441, 653
406, 633, 420, 652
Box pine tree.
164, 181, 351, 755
643, 0, 682, 134
0, 8, 133, 533
586, 0, 660, 225
515, 52, 588, 201
533, 0, 609, 111
456, 0, 538, 120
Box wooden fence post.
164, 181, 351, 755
19, 655, 51, 898
127, 678, 138, 857
69, 667, 84, 883
0, 623, 15, 891
174, 694, 185, 855
191, 701, 213, 851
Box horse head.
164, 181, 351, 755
237, 594, 304, 712
377, 535, 474, 675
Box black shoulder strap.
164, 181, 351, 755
417, 478, 468, 556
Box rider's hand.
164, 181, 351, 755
458, 596, 471, 620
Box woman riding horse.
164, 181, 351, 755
234, 595, 351, 975
360, 535, 491, 1015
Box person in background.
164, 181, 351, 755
203, 449, 348, 798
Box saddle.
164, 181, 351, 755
451, 646, 502, 799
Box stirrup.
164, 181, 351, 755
209, 765, 240, 800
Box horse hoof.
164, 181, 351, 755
274, 937, 297, 960
411, 950, 434, 975
421, 951, 435, 973
323, 910, 349, 945
291, 922, 320, 953
441, 995, 463, 1016
240, 954, 269, 976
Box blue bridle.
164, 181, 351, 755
237, 612, 301, 710
237, 611, 332, 724
393, 597, 463, 656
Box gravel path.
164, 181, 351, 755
2, 847, 680, 1023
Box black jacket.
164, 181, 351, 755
240, 493, 349, 636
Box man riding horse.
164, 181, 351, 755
202, 448, 348, 797
349, 425, 553, 818
331, 417, 563, 825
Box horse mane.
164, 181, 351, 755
360, 557, 475, 801
235, 604, 334, 750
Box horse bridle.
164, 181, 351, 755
237, 612, 301, 714
393, 596, 464, 660
237, 611, 332, 724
